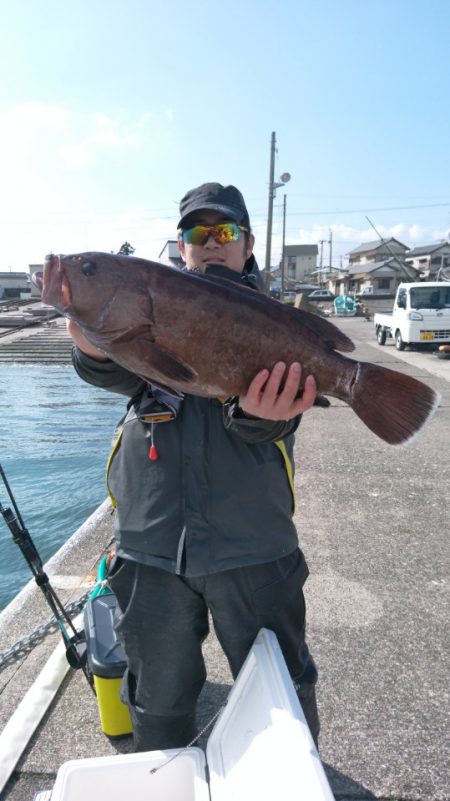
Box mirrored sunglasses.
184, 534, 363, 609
179, 222, 248, 247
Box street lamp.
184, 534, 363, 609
280, 194, 287, 301
264, 131, 291, 289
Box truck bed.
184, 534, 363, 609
373, 312, 393, 326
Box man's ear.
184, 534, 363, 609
177, 238, 186, 262
246, 234, 255, 259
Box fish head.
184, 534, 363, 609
39, 252, 160, 359
41, 253, 110, 313
40, 252, 136, 329
39, 254, 72, 312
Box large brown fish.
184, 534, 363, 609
36, 252, 439, 446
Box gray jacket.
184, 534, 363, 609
72, 262, 305, 577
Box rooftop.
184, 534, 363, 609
347, 238, 408, 256
406, 241, 450, 258
283, 244, 319, 256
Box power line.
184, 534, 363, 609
284, 202, 450, 217
1, 200, 449, 228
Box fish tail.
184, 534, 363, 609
348, 362, 440, 445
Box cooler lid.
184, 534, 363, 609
206, 628, 334, 801
84, 594, 127, 678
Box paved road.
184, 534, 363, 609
1, 315, 448, 800
293, 316, 449, 799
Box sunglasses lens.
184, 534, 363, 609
182, 226, 208, 245
215, 223, 239, 243
182, 223, 246, 246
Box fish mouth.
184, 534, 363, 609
31, 271, 43, 291
40, 254, 72, 312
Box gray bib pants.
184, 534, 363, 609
108, 548, 319, 751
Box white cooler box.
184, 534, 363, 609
51, 629, 334, 801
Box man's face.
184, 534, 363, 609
178, 210, 255, 273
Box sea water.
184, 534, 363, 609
0, 364, 126, 611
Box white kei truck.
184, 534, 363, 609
373, 281, 450, 350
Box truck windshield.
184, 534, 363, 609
409, 286, 450, 310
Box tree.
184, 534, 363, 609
118, 241, 135, 256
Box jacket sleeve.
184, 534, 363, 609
222, 397, 302, 443
72, 347, 146, 398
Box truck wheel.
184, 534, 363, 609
395, 330, 406, 351
376, 327, 387, 345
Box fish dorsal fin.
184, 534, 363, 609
283, 305, 355, 352
183, 270, 355, 353
192, 270, 257, 294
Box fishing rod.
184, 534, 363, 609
365, 216, 414, 282
0, 463, 91, 682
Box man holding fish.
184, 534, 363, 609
66, 183, 321, 750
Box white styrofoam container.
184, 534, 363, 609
51, 748, 209, 801
51, 629, 334, 801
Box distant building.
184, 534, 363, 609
404, 241, 450, 280
276, 244, 318, 285
159, 240, 183, 268
331, 258, 417, 297
347, 238, 409, 265
327, 237, 416, 296
0, 272, 30, 299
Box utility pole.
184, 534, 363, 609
264, 132, 276, 285
264, 131, 290, 291
280, 194, 287, 300
328, 230, 333, 275
318, 239, 326, 286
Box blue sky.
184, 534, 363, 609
1, 0, 449, 272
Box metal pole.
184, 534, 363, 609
264, 132, 276, 286
329, 229, 333, 281
319, 240, 325, 286
281, 194, 287, 301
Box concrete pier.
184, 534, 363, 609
0, 316, 448, 800
0, 310, 73, 364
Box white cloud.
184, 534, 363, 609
0, 205, 178, 272
0, 102, 70, 148
253, 219, 450, 271
0, 101, 146, 183
0, 102, 70, 225
135, 111, 152, 129
59, 112, 142, 169
430, 226, 450, 242
0, 102, 155, 269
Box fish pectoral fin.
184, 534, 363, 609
111, 323, 155, 345
138, 377, 185, 398
313, 394, 330, 408
136, 341, 197, 384
295, 389, 330, 408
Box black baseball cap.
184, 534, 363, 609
177, 183, 250, 230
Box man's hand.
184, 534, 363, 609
238, 362, 317, 421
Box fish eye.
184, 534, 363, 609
82, 261, 97, 276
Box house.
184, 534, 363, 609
404, 241, 450, 280
274, 244, 318, 287
158, 240, 184, 269
347, 238, 409, 265
328, 237, 416, 296
331, 258, 417, 297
